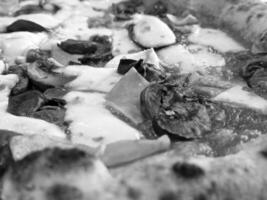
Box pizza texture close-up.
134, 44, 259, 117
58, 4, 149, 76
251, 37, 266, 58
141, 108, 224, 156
1, 0, 267, 199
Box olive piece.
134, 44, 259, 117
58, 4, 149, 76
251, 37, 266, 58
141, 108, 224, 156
6, 19, 48, 33
172, 161, 205, 179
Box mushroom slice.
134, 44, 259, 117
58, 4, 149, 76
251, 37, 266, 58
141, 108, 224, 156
130, 14, 176, 48
32, 106, 65, 127
7, 90, 45, 117
5, 64, 29, 95
27, 59, 77, 89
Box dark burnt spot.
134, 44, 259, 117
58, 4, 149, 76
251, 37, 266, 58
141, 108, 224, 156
172, 161, 205, 179
257, 13, 264, 19
47, 148, 92, 167
259, 148, 267, 158
159, 190, 178, 200
46, 184, 83, 200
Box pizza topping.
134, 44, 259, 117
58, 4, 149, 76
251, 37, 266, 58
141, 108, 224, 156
141, 73, 267, 140
6, 19, 48, 33
129, 14, 176, 48
101, 135, 170, 167
78, 35, 113, 66
7, 90, 45, 117
0, 130, 18, 177
27, 59, 76, 90
112, 0, 142, 21
172, 161, 205, 179
32, 106, 65, 128
5, 64, 29, 95
117, 58, 166, 82
242, 55, 267, 99
58, 39, 98, 55
26, 49, 49, 63
58, 35, 113, 66
157, 44, 225, 73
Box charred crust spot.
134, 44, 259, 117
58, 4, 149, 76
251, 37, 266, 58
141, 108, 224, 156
46, 184, 83, 200
256, 13, 264, 19
259, 148, 267, 158
48, 148, 87, 164
172, 161, 205, 179
11, 148, 95, 183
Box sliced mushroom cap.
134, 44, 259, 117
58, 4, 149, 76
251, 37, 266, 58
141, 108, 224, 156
5, 65, 29, 95
32, 106, 65, 127
27, 61, 77, 90
241, 56, 267, 99
7, 90, 45, 117
130, 15, 176, 48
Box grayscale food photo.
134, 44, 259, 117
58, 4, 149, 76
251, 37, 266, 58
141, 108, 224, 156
0, 0, 267, 199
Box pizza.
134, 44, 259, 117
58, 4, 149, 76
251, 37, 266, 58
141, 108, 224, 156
0, 0, 267, 199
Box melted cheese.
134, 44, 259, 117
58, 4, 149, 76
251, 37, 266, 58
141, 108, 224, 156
157, 44, 225, 73
0, 32, 48, 63
112, 29, 141, 56
213, 86, 267, 114
188, 26, 245, 53
132, 14, 176, 48
64, 92, 140, 147
64, 65, 122, 93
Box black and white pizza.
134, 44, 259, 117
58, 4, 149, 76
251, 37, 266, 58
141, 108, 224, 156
0, 0, 267, 199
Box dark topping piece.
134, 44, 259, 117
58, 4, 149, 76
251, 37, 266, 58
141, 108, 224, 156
6, 19, 48, 33
141, 73, 267, 140
117, 59, 166, 82
259, 148, 267, 158
26, 49, 50, 63
242, 56, 267, 99
147, 1, 168, 17
0, 130, 18, 177
78, 35, 113, 66
58, 39, 98, 54
117, 59, 141, 75
44, 88, 68, 102
32, 106, 65, 127
112, 0, 142, 21
46, 184, 83, 200
58, 35, 113, 66
27, 58, 76, 90
7, 90, 45, 117
172, 161, 205, 179
5, 65, 29, 95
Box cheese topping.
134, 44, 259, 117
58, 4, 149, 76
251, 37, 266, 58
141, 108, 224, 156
188, 26, 245, 53
64, 92, 140, 147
